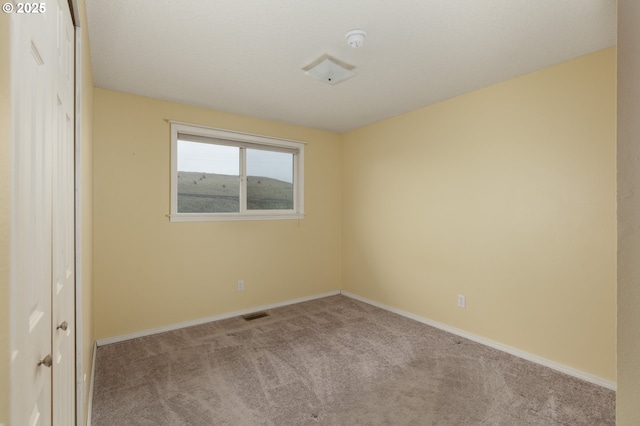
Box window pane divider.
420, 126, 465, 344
240, 147, 247, 214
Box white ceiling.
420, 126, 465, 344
85, 0, 616, 134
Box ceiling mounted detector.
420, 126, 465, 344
303, 56, 356, 86
345, 29, 367, 48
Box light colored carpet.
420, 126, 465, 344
92, 295, 615, 425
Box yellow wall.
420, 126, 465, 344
342, 48, 617, 381
617, 2, 640, 423
77, 0, 94, 424
0, 10, 10, 426
92, 89, 342, 339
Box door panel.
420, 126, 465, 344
10, 6, 54, 426
10, 0, 76, 424
51, 0, 76, 423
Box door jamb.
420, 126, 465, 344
70, 0, 85, 424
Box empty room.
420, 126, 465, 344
3, 0, 640, 425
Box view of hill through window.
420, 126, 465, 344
177, 171, 293, 213
177, 143, 294, 213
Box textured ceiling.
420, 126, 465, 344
85, 0, 616, 133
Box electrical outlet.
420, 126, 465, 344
457, 295, 466, 308
237, 280, 244, 291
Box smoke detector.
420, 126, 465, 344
346, 29, 367, 48
303, 56, 356, 86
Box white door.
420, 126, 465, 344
10, 4, 54, 425
51, 0, 76, 424
9, 0, 76, 424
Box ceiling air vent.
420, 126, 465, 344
304, 57, 356, 86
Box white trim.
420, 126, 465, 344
340, 291, 617, 391
169, 213, 305, 222
72, 17, 84, 426
95, 290, 340, 346
86, 342, 97, 426
168, 120, 308, 147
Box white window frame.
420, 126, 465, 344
170, 121, 305, 222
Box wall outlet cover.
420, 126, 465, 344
457, 295, 466, 308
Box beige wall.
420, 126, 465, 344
0, 10, 10, 426
92, 89, 342, 339
77, 0, 94, 424
617, 2, 640, 423
342, 48, 617, 382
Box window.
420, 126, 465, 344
170, 122, 305, 222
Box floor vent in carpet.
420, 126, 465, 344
242, 312, 269, 321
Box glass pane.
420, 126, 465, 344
177, 141, 240, 213
246, 149, 294, 210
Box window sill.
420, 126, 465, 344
169, 213, 305, 222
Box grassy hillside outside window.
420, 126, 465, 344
170, 122, 305, 221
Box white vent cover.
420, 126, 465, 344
304, 57, 356, 86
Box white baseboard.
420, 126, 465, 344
340, 291, 616, 391
95, 290, 341, 347
92, 289, 615, 391
86, 341, 97, 426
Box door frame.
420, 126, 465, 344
69, 0, 86, 424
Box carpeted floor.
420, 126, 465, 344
92, 295, 615, 425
